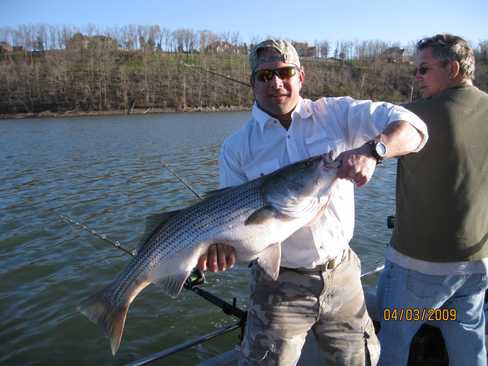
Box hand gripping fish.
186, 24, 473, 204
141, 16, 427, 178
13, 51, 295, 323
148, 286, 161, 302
78, 154, 339, 355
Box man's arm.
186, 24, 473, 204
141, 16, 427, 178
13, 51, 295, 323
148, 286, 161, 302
336, 120, 425, 186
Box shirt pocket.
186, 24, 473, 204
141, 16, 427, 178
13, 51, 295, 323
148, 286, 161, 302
244, 159, 280, 181
305, 134, 340, 158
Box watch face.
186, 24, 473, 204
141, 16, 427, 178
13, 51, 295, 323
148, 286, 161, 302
375, 142, 387, 157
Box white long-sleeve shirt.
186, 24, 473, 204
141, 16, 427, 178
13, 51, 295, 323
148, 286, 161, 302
219, 97, 427, 268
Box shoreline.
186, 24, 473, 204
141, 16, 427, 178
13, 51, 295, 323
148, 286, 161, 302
0, 105, 250, 120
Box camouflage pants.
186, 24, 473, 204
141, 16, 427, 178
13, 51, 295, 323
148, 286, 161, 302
239, 248, 379, 366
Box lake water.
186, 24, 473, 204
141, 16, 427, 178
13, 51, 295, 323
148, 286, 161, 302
0, 112, 396, 365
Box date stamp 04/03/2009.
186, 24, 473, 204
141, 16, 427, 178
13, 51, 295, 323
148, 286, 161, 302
383, 307, 457, 321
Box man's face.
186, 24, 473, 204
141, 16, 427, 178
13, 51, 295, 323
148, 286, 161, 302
415, 47, 452, 98
251, 49, 304, 123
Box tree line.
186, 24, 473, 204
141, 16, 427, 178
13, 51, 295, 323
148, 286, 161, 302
1, 24, 487, 117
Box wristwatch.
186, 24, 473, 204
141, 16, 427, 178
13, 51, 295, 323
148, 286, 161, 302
367, 140, 387, 164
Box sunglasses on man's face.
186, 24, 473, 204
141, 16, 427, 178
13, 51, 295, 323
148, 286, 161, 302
414, 60, 449, 76
254, 66, 298, 82
414, 66, 430, 76
413, 66, 430, 76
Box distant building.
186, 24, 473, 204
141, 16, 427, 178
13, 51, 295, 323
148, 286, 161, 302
0, 42, 13, 54
292, 42, 316, 58
66, 33, 118, 51
66, 33, 89, 49
380, 47, 405, 63
205, 40, 244, 54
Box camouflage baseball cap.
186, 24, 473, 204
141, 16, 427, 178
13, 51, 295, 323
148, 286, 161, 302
249, 39, 301, 73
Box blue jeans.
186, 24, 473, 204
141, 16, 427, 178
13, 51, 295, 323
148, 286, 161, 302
376, 260, 488, 366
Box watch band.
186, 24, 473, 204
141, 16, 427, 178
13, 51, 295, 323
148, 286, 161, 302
367, 140, 387, 164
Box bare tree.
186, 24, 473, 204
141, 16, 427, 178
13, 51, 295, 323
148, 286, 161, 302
1, 24, 486, 116
478, 40, 488, 62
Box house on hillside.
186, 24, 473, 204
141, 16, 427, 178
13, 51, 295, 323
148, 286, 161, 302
66, 33, 118, 51
205, 40, 245, 54
380, 47, 405, 63
292, 42, 316, 58
0, 42, 13, 54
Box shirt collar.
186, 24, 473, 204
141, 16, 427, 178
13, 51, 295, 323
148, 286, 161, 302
252, 97, 312, 132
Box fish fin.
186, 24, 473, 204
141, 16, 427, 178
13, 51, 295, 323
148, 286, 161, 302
245, 205, 278, 225
154, 271, 191, 298
256, 243, 281, 280
77, 290, 128, 356
139, 210, 181, 249
306, 193, 333, 226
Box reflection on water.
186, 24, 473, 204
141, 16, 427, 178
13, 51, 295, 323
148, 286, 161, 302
0, 112, 395, 365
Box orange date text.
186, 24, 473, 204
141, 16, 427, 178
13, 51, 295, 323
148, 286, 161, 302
383, 307, 457, 321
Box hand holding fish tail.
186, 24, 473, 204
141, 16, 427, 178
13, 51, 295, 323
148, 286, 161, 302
198, 243, 236, 272
336, 144, 377, 187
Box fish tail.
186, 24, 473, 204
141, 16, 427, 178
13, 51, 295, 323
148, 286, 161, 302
77, 290, 129, 355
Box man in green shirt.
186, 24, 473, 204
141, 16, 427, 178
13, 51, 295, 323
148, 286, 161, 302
377, 34, 488, 365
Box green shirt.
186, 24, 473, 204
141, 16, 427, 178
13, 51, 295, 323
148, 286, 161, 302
391, 85, 488, 262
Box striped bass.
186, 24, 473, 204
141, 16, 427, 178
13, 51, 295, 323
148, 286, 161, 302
78, 153, 339, 355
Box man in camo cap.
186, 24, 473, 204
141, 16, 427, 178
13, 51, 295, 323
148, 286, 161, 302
199, 39, 428, 365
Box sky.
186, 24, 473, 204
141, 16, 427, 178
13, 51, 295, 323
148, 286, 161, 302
1, 0, 487, 48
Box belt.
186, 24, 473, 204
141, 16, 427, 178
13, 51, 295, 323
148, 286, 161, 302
281, 249, 348, 274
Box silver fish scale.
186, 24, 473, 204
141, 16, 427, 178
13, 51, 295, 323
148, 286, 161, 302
112, 179, 265, 304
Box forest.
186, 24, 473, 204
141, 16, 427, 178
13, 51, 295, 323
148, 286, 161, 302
1, 24, 487, 117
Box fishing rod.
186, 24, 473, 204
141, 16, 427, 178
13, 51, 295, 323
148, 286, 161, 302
360, 264, 385, 278
61, 213, 245, 363
126, 322, 241, 366
63, 160, 245, 319
158, 162, 385, 279
181, 62, 251, 88
60, 215, 137, 256
63, 163, 383, 363
130, 263, 383, 366
161, 159, 203, 200
61, 214, 245, 318
61, 212, 246, 357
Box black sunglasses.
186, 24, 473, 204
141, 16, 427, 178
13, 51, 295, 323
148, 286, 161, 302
254, 66, 298, 82
414, 60, 449, 76
414, 66, 429, 76
413, 66, 429, 76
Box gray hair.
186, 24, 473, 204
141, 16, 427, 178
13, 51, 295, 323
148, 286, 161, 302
417, 33, 475, 79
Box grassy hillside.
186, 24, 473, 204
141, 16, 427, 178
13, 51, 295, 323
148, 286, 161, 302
1, 42, 486, 117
